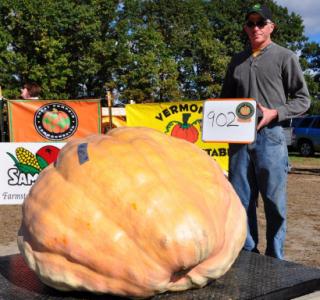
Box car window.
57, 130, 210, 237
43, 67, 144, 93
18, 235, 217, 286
311, 118, 320, 128
292, 117, 303, 127
298, 118, 313, 128
282, 117, 303, 128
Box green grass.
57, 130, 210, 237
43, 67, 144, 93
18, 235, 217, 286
289, 152, 320, 167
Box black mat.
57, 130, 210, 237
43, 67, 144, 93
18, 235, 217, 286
0, 251, 319, 300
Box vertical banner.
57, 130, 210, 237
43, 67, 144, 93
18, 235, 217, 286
7, 99, 101, 142
125, 101, 229, 172
0, 142, 65, 205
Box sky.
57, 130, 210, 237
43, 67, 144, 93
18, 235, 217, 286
274, 0, 320, 43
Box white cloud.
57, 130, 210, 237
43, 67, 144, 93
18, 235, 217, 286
274, 0, 320, 40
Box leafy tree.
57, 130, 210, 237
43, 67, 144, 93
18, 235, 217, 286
0, 0, 73, 98
302, 42, 320, 71
0, 0, 119, 99
300, 42, 320, 114
108, 0, 180, 103
0, 0, 311, 103
0, 21, 16, 98
142, 0, 229, 99
118, 25, 180, 103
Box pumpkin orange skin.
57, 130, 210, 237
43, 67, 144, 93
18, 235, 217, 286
17, 127, 246, 298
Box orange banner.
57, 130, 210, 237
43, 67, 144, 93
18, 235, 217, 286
7, 99, 101, 142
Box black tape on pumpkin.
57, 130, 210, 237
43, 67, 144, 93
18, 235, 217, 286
77, 143, 89, 165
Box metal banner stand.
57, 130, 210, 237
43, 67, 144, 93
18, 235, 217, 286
0, 86, 6, 142
107, 90, 113, 131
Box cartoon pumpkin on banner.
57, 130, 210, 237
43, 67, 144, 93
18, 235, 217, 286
42, 108, 71, 134
165, 113, 202, 143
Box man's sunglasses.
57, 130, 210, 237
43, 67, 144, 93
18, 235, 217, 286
245, 20, 271, 28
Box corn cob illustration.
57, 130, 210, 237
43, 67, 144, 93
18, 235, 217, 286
16, 147, 41, 170
7, 147, 41, 175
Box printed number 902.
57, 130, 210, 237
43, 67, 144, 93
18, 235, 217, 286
207, 111, 239, 127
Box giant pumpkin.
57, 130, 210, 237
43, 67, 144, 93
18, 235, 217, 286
17, 127, 246, 298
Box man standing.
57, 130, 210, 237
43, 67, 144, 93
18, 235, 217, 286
221, 4, 310, 259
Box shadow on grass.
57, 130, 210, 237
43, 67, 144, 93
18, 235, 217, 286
288, 151, 320, 175
289, 168, 320, 175
288, 151, 320, 159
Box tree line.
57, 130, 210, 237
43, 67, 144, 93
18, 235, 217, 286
0, 0, 319, 112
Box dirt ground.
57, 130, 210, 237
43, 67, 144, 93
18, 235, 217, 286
257, 162, 320, 268
0, 158, 319, 268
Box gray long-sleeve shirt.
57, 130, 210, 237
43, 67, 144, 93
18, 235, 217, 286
220, 42, 310, 121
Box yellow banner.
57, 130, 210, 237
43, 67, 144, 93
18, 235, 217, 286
126, 101, 228, 172
7, 99, 101, 142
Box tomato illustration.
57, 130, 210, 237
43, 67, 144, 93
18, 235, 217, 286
36, 145, 60, 165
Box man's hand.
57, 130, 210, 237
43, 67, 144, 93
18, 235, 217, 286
257, 103, 278, 131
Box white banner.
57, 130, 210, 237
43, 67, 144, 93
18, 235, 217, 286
0, 142, 66, 205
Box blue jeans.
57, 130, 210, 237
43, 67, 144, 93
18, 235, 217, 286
229, 124, 289, 259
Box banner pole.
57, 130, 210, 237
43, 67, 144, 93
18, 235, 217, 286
106, 90, 113, 131
0, 86, 6, 142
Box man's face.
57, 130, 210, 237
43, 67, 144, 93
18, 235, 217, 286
244, 13, 275, 48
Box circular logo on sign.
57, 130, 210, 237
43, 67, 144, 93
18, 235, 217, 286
34, 103, 78, 141
236, 102, 255, 120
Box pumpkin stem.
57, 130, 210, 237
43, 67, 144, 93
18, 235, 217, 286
50, 108, 58, 114
182, 113, 191, 128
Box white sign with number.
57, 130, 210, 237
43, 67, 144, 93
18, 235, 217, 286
202, 98, 257, 143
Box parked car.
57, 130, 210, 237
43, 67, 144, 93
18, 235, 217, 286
281, 117, 304, 147
291, 115, 320, 156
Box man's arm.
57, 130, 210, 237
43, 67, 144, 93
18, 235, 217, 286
276, 54, 311, 121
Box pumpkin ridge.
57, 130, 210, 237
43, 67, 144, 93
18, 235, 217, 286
52, 134, 215, 274
93, 134, 210, 272
87, 137, 173, 269
23, 171, 170, 290
59, 138, 175, 281
110, 161, 180, 270
181, 185, 245, 282
19, 240, 160, 296
124, 137, 217, 270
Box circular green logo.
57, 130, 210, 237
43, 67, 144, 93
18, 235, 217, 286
236, 102, 255, 120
